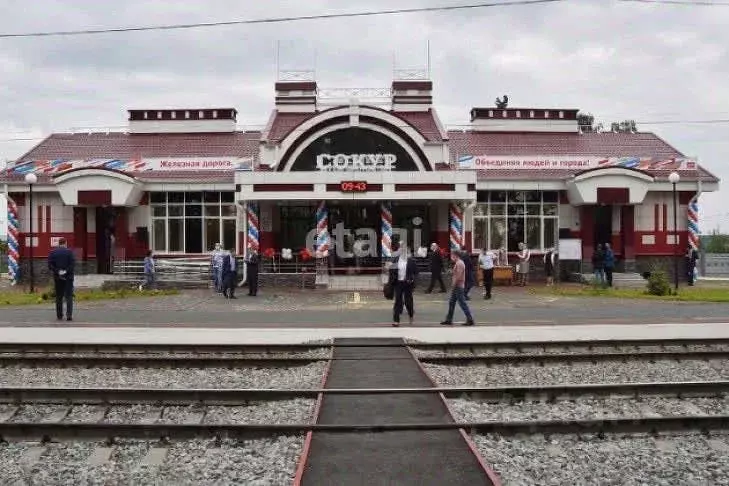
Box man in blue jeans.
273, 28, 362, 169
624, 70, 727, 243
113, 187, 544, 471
440, 251, 475, 326
48, 237, 75, 321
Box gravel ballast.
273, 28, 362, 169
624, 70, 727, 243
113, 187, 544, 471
474, 433, 729, 486
0, 436, 304, 486
1, 400, 317, 425
411, 343, 729, 358
0, 362, 327, 389
450, 396, 729, 422
424, 359, 729, 387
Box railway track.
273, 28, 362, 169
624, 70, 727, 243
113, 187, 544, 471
3, 338, 729, 484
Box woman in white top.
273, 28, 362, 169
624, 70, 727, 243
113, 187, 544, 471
478, 248, 496, 300
516, 242, 531, 287
387, 244, 418, 327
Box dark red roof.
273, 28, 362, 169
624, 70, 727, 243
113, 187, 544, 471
15, 131, 260, 161
264, 108, 445, 143
448, 131, 717, 183
447, 131, 684, 159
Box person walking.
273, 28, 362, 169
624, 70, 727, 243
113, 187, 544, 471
211, 243, 224, 293
603, 243, 615, 287
516, 242, 531, 287
686, 245, 699, 286
222, 249, 238, 299
245, 248, 259, 296
139, 250, 155, 291
462, 250, 476, 300
440, 251, 475, 326
478, 247, 496, 299
543, 248, 556, 286
592, 244, 605, 285
48, 237, 75, 322
425, 243, 446, 293
388, 245, 418, 327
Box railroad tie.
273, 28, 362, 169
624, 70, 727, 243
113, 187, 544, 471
296, 337, 498, 486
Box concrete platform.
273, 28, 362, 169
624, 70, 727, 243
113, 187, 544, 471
1, 322, 729, 345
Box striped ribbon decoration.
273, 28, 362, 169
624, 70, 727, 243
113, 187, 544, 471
688, 196, 699, 251
381, 203, 393, 258
315, 201, 330, 256
246, 202, 260, 252
449, 203, 464, 252
6, 198, 20, 285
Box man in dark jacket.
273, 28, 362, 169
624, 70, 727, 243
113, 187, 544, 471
222, 249, 238, 299
686, 245, 699, 286
462, 250, 476, 300
425, 243, 446, 293
246, 249, 259, 296
48, 237, 75, 321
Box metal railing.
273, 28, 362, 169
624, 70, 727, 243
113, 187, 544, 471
113, 256, 216, 284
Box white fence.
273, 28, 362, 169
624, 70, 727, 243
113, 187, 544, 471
702, 253, 729, 278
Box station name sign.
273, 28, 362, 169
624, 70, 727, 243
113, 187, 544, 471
316, 153, 397, 171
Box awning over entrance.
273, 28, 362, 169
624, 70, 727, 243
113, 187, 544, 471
53, 168, 143, 206
236, 171, 476, 201
566, 166, 654, 205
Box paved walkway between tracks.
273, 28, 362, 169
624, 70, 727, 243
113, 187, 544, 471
2, 322, 729, 345
1, 288, 729, 328
298, 338, 495, 485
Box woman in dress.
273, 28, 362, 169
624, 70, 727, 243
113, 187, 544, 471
516, 242, 531, 287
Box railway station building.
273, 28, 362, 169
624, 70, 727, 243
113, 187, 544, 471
2, 77, 719, 285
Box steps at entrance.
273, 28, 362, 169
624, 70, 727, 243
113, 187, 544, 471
328, 275, 387, 291
578, 272, 647, 287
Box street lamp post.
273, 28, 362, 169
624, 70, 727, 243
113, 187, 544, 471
668, 171, 681, 292
24, 173, 38, 293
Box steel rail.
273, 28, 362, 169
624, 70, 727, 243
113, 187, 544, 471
2, 349, 728, 368
2, 337, 729, 354
2, 415, 728, 441
1, 381, 727, 405
419, 349, 729, 365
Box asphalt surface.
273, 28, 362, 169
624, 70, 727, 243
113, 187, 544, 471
0, 289, 728, 327
300, 338, 493, 486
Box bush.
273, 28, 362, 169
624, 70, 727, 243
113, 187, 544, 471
646, 270, 671, 296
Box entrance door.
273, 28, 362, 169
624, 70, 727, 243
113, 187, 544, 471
329, 202, 380, 273
95, 207, 117, 274
594, 205, 613, 248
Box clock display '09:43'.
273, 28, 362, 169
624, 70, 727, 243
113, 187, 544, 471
339, 181, 368, 192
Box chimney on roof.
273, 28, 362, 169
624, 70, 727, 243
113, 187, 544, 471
275, 81, 318, 113
127, 108, 237, 134
391, 80, 433, 112
469, 107, 580, 133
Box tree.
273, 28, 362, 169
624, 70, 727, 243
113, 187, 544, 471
610, 120, 638, 133
577, 112, 603, 134
703, 229, 729, 253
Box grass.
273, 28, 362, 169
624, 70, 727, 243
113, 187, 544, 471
0, 287, 178, 306
534, 284, 729, 302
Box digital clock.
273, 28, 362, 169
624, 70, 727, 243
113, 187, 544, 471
340, 181, 368, 192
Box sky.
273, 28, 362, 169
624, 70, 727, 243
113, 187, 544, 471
1, 0, 728, 235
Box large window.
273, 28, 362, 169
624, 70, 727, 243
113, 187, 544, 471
150, 191, 236, 253
473, 191, 559, 252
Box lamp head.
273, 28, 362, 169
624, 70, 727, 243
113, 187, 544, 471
24, 173, 38, 185
668, 171, 680, 184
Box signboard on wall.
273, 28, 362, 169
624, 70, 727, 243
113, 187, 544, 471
7, 157, 254, 175
456, 155, 697, 172
289, 127, 419, 172
558, 238, 582, 261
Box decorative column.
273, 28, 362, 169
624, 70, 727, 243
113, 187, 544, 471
381, 202, 393, 258
688, 196, 699, 251
6, 197, 19, 286
246, 202, 260, 252
315, 201, 330, 257
449, 202, 464, 252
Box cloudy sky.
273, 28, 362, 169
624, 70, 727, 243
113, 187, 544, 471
1, 0, 728, 235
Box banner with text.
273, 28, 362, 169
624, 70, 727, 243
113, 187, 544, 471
8, 157, 254, 175
457, 155, 697, 171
